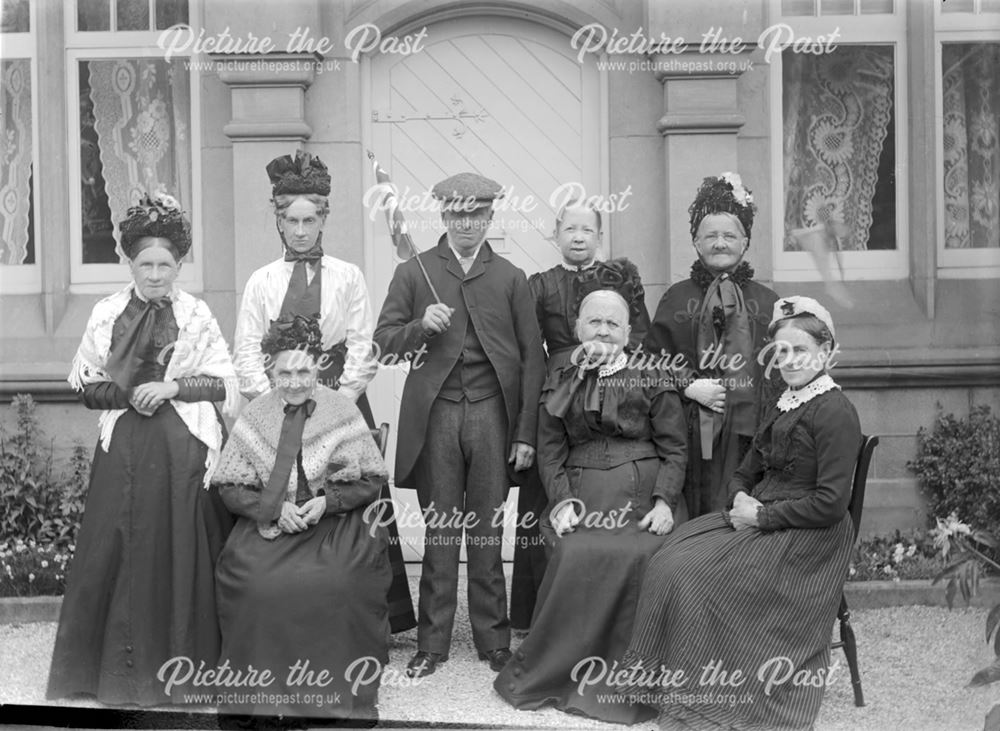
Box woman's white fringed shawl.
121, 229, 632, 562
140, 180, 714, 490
68, 283, 239, 487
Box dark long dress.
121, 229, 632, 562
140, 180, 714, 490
213, 390, 391, 721
622, 386, 861, 730
214, 490, 390, 720
645, 266, 779, 518
495, 364, 685, 725
276, 256, 415, 634
510, 264, 653, 629
47, 296, 233, 706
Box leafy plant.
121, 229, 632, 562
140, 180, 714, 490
911, 404, 1000, 730
909, 404, 1000, 535
0, 394, 89, 552
930, 513, 1000, 694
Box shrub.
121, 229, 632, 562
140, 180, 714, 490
909, 404, 1000, 535
0, 394, 89, 552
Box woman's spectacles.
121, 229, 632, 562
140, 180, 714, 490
697, 232, 744, 245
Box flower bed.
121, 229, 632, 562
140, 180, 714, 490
0, 539, 73, 598
847, 530, 949, 582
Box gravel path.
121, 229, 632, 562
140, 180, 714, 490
2, 579, 998, 729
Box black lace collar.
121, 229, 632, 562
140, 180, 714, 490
690, 259, 755, 291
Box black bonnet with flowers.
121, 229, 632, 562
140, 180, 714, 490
266, 150, 332, 197
261, 314, 325, 359
575, 257, 646, 328
688, 173, 756, 243
119, 191, 192, 260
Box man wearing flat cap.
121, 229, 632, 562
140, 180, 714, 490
375, 172, 545, 678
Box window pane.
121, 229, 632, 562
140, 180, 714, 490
1, 0, 30, 33
860, 0, 893, 13
155, 0, 187, 29
80, 58, 192, 263
941, 0, 974, 12
77, 0, 109, 31
820, 0, 854, 14
782, 0, 817, 14
982, 0, 1000, 13
782, 45, 896, 251
1, 59, 34, 265
116, 0, 149, 31
942, 43, 1000, 249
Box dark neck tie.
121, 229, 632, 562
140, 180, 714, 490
105, 296, 171, 390
280, 242, 323, 321
259, 398, 316, 523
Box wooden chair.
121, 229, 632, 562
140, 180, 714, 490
370, 422, 390, 459
832, 434, 879, 708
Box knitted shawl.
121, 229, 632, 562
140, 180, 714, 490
212, 385, 387, 511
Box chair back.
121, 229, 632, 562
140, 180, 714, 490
371, 422, 390, 459
848, 434, 879, 540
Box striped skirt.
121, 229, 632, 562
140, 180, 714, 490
622, 512, 853, 730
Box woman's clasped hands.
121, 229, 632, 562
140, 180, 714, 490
729, 490, 763, 530
129, 381, 179, 416
277, 497, 326, 534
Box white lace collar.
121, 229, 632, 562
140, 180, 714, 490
559, 260, 597, 272
598, 352, 628, 379
776, 373, 839, 412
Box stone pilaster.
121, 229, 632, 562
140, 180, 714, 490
214, 53, 319, 291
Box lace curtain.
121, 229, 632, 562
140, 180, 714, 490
0, 59, 33, 265
88, 58, 191, 259
943, 43, 1000, 249
783, 47, 894, 251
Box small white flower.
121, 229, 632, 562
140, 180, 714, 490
931, 511, 972, 558
28, 573, 35, 582
892, 542, 905, 564
40, 560, 49, 568
849, 566, 857, 576
720, 172, 751, 207
906, 544, 917, 558
158, 193, 180, 210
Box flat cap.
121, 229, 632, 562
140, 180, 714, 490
431, 172, 504, 211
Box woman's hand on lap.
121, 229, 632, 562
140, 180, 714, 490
552, 502, 580, 537
639, 499, 674, 535
296, 496, 326, 526
729, 497, 761, 530
278, 502, 308, 533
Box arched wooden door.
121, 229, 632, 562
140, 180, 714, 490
366, 15, 603, 560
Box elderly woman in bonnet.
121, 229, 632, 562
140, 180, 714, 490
233, 149, 415, 634
645, 173, 779, 519
212, 315, 391, 722
495, 280, 686, 725
510, 197, 653, 630
622, 296, 862, 730
48, 193, 239, 706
